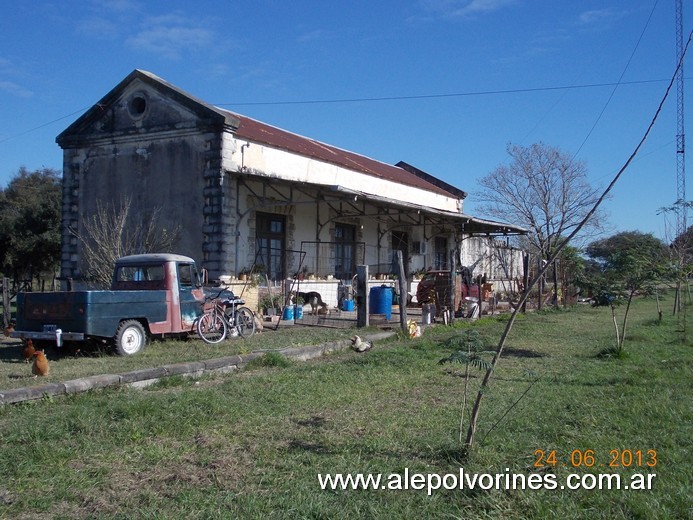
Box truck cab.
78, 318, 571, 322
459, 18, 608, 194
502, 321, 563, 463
111, 253, 205, 334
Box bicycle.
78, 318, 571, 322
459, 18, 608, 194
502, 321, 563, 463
196, 289, 256, 344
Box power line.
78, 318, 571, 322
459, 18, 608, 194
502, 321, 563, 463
572, 0, 660, 159
0, 107, 90, 145
0, 77, 685, 146
215, 78, 677, 107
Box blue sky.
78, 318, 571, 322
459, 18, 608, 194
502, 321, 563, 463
0, 0, 688, 240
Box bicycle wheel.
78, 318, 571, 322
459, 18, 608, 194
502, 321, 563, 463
235, 307, 256, 338
196, 310, 228, 344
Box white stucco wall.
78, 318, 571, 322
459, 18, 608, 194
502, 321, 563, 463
222, 133, 461, 214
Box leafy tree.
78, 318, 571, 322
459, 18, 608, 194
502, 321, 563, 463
658, 201, 692, 319
0, 167, 62, 284
584, 231, 670, 354
672, 224, 693, 267
556, 244, 586, 305
476, 143, 605, 307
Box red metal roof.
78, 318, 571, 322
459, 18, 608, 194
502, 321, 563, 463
219, 109, 461, 199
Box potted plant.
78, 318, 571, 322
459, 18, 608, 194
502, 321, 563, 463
259, 294, 279, 316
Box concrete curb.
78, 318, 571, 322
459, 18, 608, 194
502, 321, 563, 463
0, 331, 394, 405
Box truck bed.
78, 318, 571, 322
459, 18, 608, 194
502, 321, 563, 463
15, 290, 168, 340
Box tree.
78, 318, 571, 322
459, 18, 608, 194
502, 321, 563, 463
476, 143, 605, 307
438, 330, 493, 442
69, 197, 181, 288
584, 231, 670, 354
672, 224, 693, 267
0, 167, 62, 284
462, 42, 685, 451
556, 244, 586, 306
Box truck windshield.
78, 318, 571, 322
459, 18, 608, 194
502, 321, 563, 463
116, 265, 165, 282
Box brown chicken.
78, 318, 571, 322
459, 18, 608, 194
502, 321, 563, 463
22, 339, 35, 363
4, 322, 14, 337
32, 350, 50, 377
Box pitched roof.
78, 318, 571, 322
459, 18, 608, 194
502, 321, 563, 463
58, 69, 466, 200
57, 70, 525, 234
219, 109, 465, 199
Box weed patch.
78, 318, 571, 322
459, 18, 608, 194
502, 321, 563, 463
246, 351, 292, 369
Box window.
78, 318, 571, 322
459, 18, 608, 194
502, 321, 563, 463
115, 264, 164, 282
255, 213, 285, 280
434, 236, 448, 270
335, 223, 356, 280
178, 264, 194, 287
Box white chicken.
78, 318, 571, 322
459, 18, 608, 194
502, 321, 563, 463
351, 335, 373, 353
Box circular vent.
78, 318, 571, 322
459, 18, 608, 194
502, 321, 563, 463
128, 93, 148, 119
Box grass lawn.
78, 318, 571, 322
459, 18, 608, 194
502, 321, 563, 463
0, 297, 690, 519
0, 325, 359, 390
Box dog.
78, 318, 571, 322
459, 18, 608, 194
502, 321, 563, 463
292, 291, 329, 315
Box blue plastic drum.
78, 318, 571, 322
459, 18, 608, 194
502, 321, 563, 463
369, 286, 393, 320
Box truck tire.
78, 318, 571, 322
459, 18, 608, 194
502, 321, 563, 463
114, 320, 147, 356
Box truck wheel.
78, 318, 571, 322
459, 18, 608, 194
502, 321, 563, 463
114, 320, 147, 356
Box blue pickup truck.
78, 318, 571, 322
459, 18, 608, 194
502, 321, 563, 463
12, 253, 206, 355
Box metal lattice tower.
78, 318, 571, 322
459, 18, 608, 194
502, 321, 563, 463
676, 0, 686, 237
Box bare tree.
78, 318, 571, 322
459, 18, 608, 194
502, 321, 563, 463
476, 143, 605, 307
69, 197, 181, 288
477, 143, 605, 258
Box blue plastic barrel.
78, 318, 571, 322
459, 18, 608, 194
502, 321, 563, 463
369, 286, 393, 320
294, 305, 303, 319
282, 306, 294, 321
342, 299, 355, 311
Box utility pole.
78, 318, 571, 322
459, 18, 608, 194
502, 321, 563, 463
675, 0, 687, 335
676, 0, 686, 237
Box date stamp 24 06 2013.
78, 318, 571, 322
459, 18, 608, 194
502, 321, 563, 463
534, 449, 657, 469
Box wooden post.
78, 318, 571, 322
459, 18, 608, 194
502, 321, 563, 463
537, 256, 543, 311
356, 264, 369, 328
521, 253, 529, 313
449, 250, 457, 324
2, 278, 9, 327
395, 250, 408, 334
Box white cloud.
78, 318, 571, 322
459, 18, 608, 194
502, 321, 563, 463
76, 16, 122, 39
298, 29, 327, 43
578, 8, 627, 27
420, 0, 517, 19
126, 13, 215, 60
0, 80, 34, 98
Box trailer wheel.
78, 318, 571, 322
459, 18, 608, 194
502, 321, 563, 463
114, 320, 147, 356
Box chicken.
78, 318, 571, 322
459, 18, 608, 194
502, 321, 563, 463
351, 335, 373, 353
32, 350, 50, 377
407, 319, 421, 339
3, 322, 14, 337
22, 339, 35, 363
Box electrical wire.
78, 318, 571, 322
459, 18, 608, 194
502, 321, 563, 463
572, 0, 660, 160
0, 75, 684, 146
0, 107, 90, 145
214, 78, 672, 107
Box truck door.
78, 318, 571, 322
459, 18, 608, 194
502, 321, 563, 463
177, 263, 204, 330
